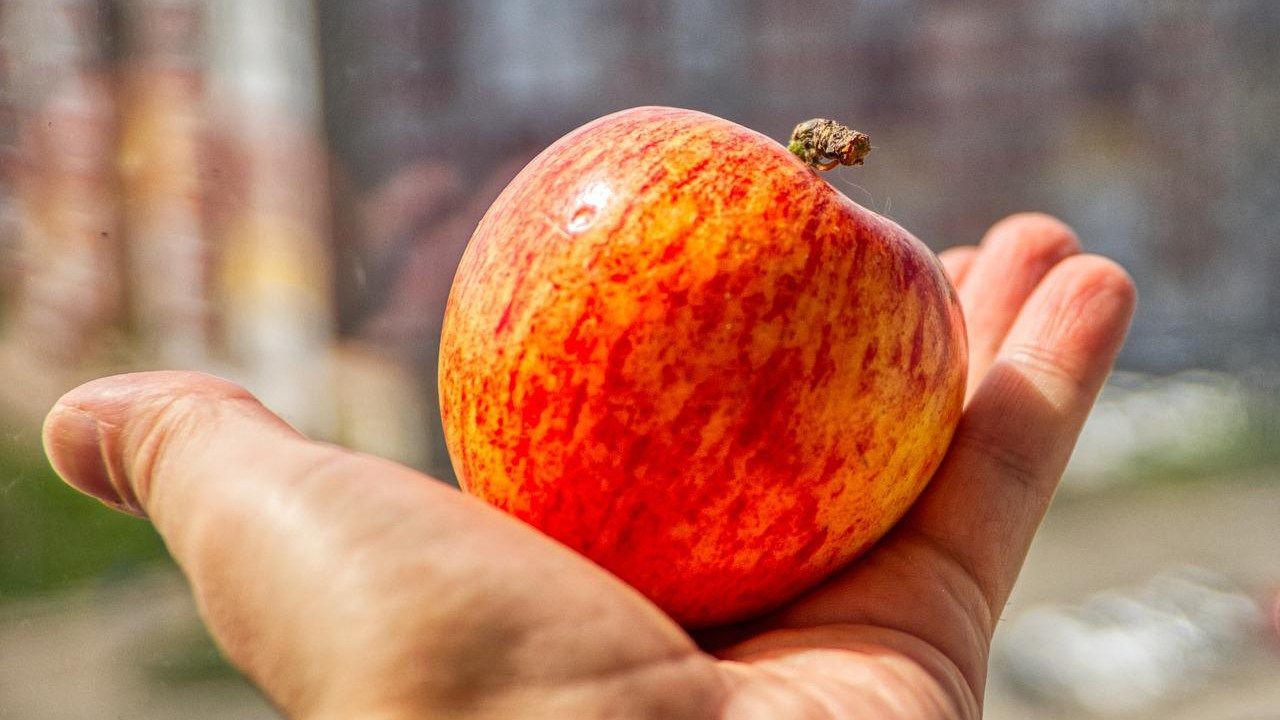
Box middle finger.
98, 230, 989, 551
957, 213, 1081, 398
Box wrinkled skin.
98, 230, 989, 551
43, 213, 1134, 719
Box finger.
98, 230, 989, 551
937, 245, 978, 289
42, 372, 313, 523
41, 372, 406, 713
41, 372, 709, 718
42, 372, 299, 517
904, 254, 1136, 614
958, 213, 1081, 398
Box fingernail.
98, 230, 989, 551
43, 406, 120, 507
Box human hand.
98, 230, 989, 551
42, 213, 1134, 719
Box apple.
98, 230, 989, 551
438, 106, 967, 627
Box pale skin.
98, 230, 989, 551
43, 213, 1136, 719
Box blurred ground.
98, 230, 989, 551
986, 466, 1280, 720
0, 572, 278, 719
1, 467, 1275, 720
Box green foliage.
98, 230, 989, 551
0, 431, 169, 601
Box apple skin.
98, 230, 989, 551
439, 106, 967, 628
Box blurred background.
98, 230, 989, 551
0, 1, 1277, 718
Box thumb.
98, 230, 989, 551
42, 371, 305, 522
41, 371, 472, 717
41, 372, 358, 715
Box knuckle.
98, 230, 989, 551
951, 423, 1045, 499
903, 528, 998, 634
127, 394, 206, 507
954, 360, 1065, 499
1003, 341, 1090, 393
127, 392, 265, 509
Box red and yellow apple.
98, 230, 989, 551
438, 106, 967, 627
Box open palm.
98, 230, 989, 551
44, 213, 1134, 719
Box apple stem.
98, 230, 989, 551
788, 119, 871, 171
